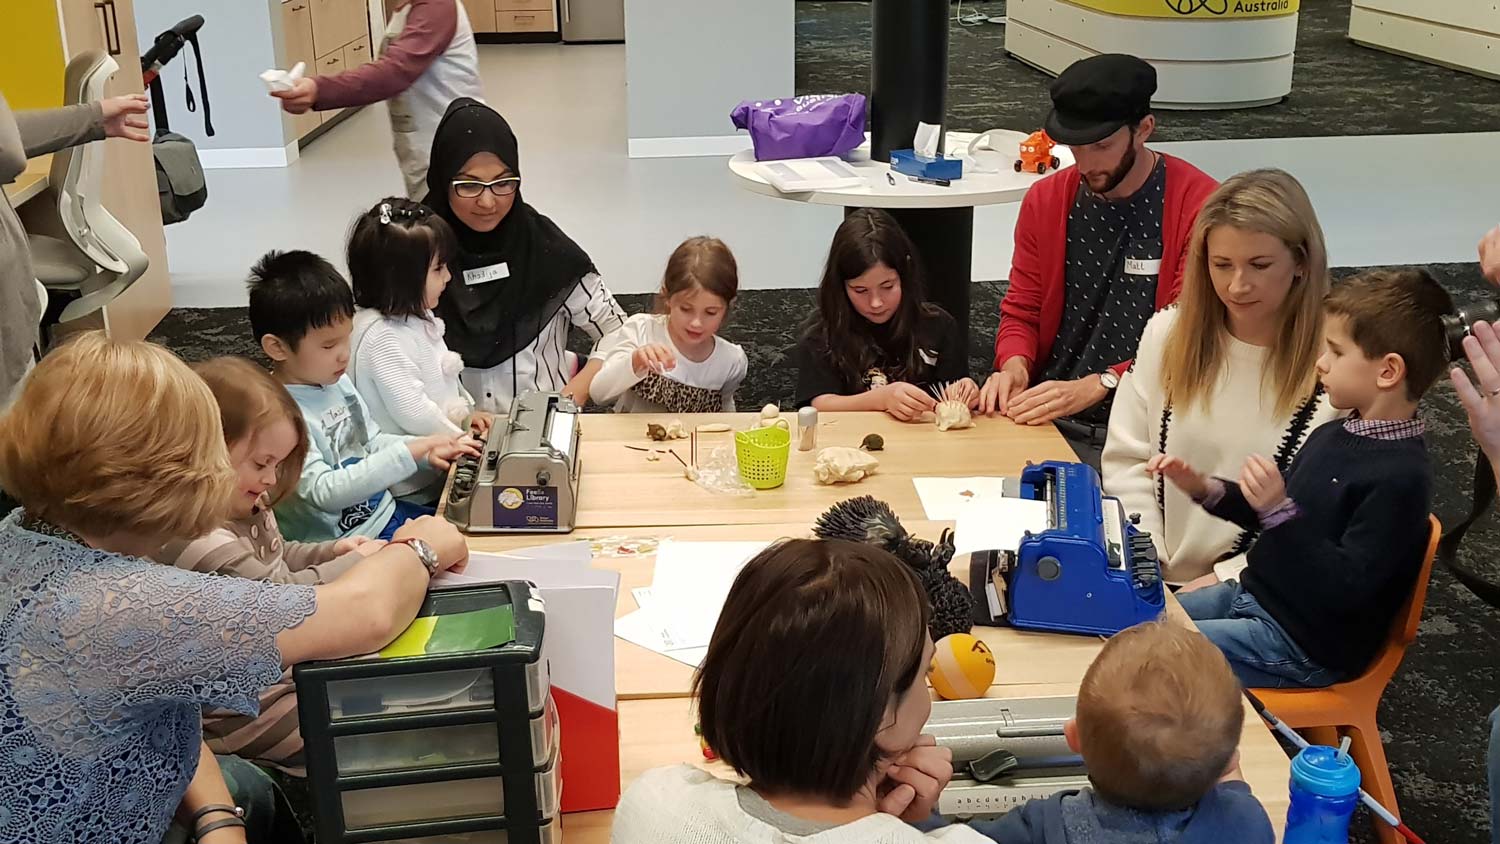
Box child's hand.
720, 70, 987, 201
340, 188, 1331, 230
333, 536, 387, 557
1239, 454, 1286, 511
631, 344, 677, 377
943, 377, 981, 410
427, 435, 482, 471
876, 735, 953, 821
468, 411, 494, 438
1145, 454, 1209, 500
879, 382, 938, 422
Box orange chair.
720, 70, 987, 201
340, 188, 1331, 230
1251, 514, 1440, 844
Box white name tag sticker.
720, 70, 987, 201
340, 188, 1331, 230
464, 262, 510, 286
1125, 258, 1162, 276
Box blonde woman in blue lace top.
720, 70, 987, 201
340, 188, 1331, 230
0, 332, 471, 844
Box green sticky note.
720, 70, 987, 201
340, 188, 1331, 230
423, 605, 516, 654
379, 615, 438, 659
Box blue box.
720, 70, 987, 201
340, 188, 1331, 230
889, 149, 964, 181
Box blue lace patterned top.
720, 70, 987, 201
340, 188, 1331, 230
0, 512, 318, 843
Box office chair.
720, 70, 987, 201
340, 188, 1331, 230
28, 50, 150, 336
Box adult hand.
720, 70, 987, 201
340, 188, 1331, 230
1451, 321, 1500, 472
271, 77, 318, 114
878, 382, 938, 422
1145, 454, 1209, 501
393, 515, 469, 573
978, 357, 1030, 416
631, 344, 677, 376
332, 535, 386, 557
876, 735, 953, 822
1480, 225, 1500, 286
101, 94, 150, 142
1239, 454, 1286, 512
943, 377, 981, 410
1176, 572, 1220, 594
1008, 375, 1107, 426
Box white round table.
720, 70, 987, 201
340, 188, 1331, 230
728, 130, 1074, 358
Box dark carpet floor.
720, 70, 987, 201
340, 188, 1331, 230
151, 263, 1500, 843
795, 0, 1500, 140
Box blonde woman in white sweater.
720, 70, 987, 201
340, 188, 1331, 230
1103, 170, 1340, 588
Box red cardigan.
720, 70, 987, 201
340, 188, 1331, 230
993, 154, 1218, 377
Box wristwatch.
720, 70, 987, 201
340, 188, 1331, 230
390, 537, 440, 577
1099, 370, 1120, 391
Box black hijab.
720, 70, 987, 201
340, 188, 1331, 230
424, 98, 597, 369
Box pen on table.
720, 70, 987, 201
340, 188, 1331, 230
908, 175, 951, 187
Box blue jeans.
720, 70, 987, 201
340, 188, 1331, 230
377, 499, 435, 541
1177, 581, 1342, 689
1489, 704, 1499, 844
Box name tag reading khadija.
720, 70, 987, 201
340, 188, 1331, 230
464, 262, 510, 286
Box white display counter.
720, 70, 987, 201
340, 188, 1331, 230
1349, 0, 1500, 81
1004, 0, 1301, 110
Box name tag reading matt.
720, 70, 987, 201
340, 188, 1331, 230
1125, 258, 1162, 277
464, 262, 510, 286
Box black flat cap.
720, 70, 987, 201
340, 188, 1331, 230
1044, 54, 1157, 146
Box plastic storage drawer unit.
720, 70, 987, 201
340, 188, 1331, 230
295, 581, 558, 844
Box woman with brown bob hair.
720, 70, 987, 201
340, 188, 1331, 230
612, 538, 988, 843
0, 332, 469, 843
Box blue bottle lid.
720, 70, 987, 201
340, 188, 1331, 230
1290, 746, 1361, 797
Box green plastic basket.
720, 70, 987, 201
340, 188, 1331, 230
734, 425, 791, 490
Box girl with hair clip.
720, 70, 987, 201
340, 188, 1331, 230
589, 236, 748, 413
347, 197, 491, 441
1102, 169, 1341, 588
613, 538, 988, 844
796, 209, 979, 421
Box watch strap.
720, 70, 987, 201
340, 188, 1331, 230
391, 537, 439, 576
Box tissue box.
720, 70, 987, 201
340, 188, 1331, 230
890, 149, 964, 181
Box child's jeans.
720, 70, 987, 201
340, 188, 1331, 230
377, 499, 436, 541
1177, 580, 1341, 689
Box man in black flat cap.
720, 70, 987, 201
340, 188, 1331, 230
978, 54, 1218, 468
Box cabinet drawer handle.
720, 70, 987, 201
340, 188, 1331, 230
94, 0, 123, 56
516, 14, 534, 20
291, 3, 306, 9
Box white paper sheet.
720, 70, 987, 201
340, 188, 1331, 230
952, 495, 1049, 556
647, 540, 769, 650
912, 477, 1012, 520
613, 609, 708, 668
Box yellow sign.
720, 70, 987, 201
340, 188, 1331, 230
1069, 0, 1298, 18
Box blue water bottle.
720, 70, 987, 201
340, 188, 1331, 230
1284, 745, 1361, 843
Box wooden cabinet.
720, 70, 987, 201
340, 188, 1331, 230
311, 0, 366, 57
48, 0, 170, 341
497, 0, 553, 11
462, 0, 497, 32
496, 9, 556, 31
281, 0, 373, 140
281, 0, 322, 139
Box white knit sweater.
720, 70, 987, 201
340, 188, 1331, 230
1102, 308, 1340, 583
349, 309, 473, 438
611, 766, 991, 844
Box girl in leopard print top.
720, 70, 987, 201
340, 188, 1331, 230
590, 237, 748, 414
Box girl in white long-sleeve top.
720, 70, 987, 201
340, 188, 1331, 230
348, 197, 492, 439
590, 237, 748, 413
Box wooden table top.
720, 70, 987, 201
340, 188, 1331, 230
4, 155, 51, 206
448, 411, 1289, 840
517, 410, 1077, 528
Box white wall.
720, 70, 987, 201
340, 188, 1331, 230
133, 0, 290, 159
623, 0, 794, 156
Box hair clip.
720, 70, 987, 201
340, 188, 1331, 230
378, 202, 393, 225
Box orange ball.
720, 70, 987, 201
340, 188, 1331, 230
928, 633, 997, 700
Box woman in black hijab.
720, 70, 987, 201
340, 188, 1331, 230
424, 98, 625, 413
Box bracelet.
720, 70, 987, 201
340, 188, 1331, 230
189, 805, 243, 827
194, 816, 247, 841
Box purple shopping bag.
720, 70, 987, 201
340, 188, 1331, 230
730, 94, 868, 161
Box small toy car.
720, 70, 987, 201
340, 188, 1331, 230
1015, 130, 1061, 175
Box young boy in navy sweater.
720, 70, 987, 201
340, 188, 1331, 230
1152, 269, 1452, 687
